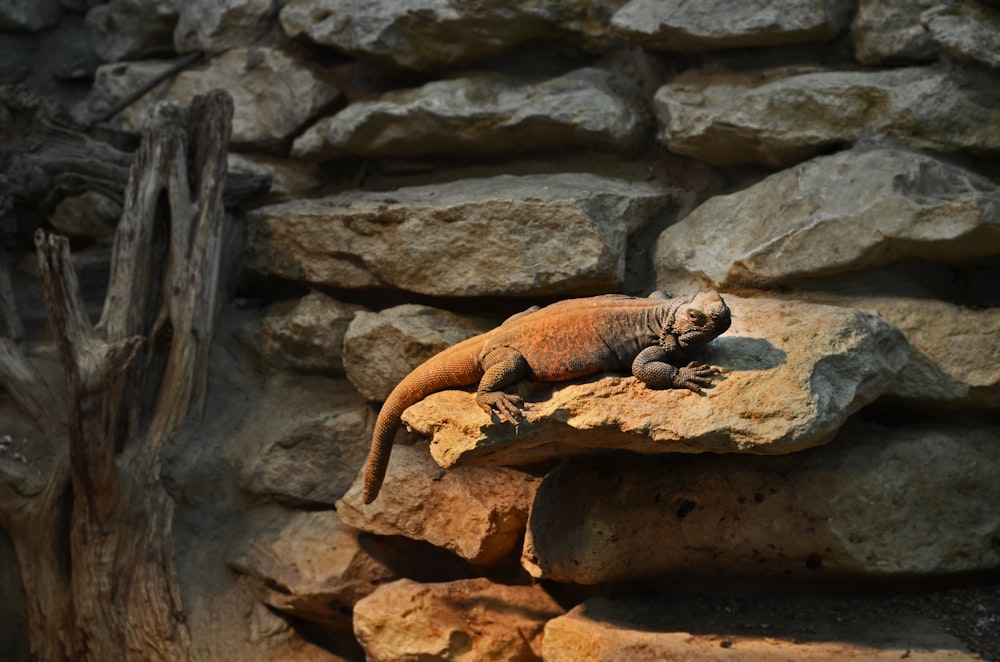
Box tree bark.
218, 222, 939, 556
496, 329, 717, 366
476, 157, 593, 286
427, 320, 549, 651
0, 90, 236, 662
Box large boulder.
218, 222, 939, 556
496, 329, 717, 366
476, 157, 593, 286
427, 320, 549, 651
522, 420, 1000, 583
402, 295, 907, 467
246, 173, 683, 297
655, 145, 1000, 291
292, 68, 651, 160
654, 65, 1000, 167
611, 0, 853, 51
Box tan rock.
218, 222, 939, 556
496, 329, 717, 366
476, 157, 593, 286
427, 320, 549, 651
246, 173, 682, 297
654, 65, 1000, 167
611, 0, 852, 51
174, 0, 276, 54
522, 420, 1000, 583
343, 305, 491, 403
353, 578, 563, 661
292, 68, 651, 160
655, 146, 1000, 291
544, 596, 978, 661
852, 0, 941, 65
337, 444, 540, 565
257, 291, 365, 375
401, 295, 906, 467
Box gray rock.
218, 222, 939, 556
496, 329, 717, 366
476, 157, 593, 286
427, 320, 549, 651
402, 295, 907, 468
343, 305, 491, 403
338, 444, 540, 565
256, 291, 365, 375
280, 0, 626, 72
654, 65, 1000, 167
85, 0, 179, 63
292, 68, 652, 160
174, 0, 277, 54
655, 146, 1000, 290
611, 0, 853, 51
852, 0, 941, 65
923, 2, 1000, 69
227, 153, 321, 204
0, 0, 61, 31
247, 173, 683, 297
82, 48, 341, 149
523, 420, 1000, 583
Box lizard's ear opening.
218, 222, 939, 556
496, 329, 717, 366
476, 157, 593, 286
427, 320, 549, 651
687, 309, 706, 326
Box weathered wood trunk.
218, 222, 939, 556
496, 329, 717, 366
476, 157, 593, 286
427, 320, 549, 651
0, 90, 235, 662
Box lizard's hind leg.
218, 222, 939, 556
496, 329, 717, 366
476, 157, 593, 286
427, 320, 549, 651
476, 346, 527, 424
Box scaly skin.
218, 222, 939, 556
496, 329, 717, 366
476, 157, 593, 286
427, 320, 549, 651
362, 290, 732, 503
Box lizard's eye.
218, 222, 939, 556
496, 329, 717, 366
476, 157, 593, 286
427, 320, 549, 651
686, 309, 706, 326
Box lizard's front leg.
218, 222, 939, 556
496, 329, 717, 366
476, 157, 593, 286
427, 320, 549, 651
476, 346, 527, 424
632, 345, 721, 394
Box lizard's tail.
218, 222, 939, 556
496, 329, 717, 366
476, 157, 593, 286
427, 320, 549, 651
362, 333, 487, 503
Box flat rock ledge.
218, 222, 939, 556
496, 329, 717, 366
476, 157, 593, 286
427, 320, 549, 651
402, 295, 907, 468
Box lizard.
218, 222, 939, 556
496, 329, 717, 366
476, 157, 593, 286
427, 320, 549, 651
361, 290, 732, 503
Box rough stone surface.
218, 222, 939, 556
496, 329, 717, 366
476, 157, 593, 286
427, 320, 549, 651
85, 0, 179, 63
81, 48, 341, 148
852, 0, 941, 65
353, 578, 563, 661
228, 153, 321, 204
256, 291, 365, 375
544, 597, 978, 661
923, 2, 1000, 70
523, 420, 1000, 584
292, 68, 651, 160
338, 444, 540, 565
280, 0, 626, 72
343, 305, 491, 403
655, 145, 1000, 291
0, 0, 61, 31
611, 0, 853, 51
402, 295, 907, 468
47, 192, 119, 243
247, 173, 682, 297
174, 0, 276, 54
654, 65, 1000, 167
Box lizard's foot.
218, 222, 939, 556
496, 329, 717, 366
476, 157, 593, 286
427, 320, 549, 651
675, 361, 723, 394
476, 391, 524, 425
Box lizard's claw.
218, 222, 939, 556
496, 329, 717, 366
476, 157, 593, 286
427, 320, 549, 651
676, 361, 723, 394
476, 391, 524, 426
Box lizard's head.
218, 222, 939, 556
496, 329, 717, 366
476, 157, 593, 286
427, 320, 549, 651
668, 291, 731, 350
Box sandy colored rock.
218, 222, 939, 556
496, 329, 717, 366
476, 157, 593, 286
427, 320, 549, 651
247, 173, 682, 297
852, 0, 941, 65
81, 48, 340, 149
338, 444, 540, 565
173, 0, 276, 54
401, 295, 906, 468
654, 65, 1000, 167
353, 578, 563, 661
292, 68, 651, 160
611, 0, 852, 51
257, 291, 364, 375
544, 596, 978, 661
523, 420, 1000, 583
655, 145, 1000, 291
343, 305, 491, 403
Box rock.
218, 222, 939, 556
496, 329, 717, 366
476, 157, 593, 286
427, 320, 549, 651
852, 0, 941, 65
227, 153, 320, 204
0, 0, 61, 31
611, 0, 853, 51
280, 0, 626, 72
292, 68, 651, 160
353, 578, 563, 661
239, 401, 372, 508
85, 0, 179, 63
257, 291, 364, 375
48, 192, 119, 243
655, 146, 1000, 291
246, 173, 683, 297
229, 510, 394, 631
174, 0, 277, 54
654, 65, 1000, 167
544, 596, 978, 660
523, 419, 1000, 584
403, 295, 907, 468
343, 305, 491, 403
923, 2, 1000, 70
82, 48, 341, 149
338, 444, 540, 565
